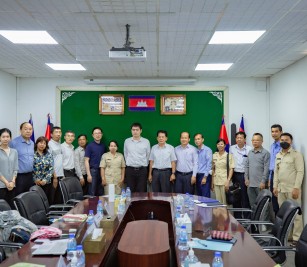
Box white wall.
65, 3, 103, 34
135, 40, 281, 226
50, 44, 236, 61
0, 70, 17, 136
16, 77, 269, 148
270, 56, 307, 223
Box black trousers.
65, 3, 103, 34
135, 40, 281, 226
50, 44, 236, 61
64, 168, 75, 178
53, 176, 64, 204
232, 172, 251, 219
151, 168, 172, 193
15, 172, 34, 196
0, 187, 16, 209
41, 182, 54, 205
125, 166, 148, 193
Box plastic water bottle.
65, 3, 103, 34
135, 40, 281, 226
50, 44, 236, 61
175, 206, 182, 238
87, 210, 94, 225
96, 200, 103, 216
76, 244, 85, 267
178, 225, 189, 250
212, 251, 224, 267
184, 193, 190, 208
121, 188, 126, 200
70, 254, 78, 267
126, 187, 131, 202
183, 248, 199, 267
188, 195, 194, 211
176, 194, 184, 212
118, 198, 125, 214
67, 233, 77, 261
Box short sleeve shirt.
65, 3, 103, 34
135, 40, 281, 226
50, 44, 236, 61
212, 152, 234, 185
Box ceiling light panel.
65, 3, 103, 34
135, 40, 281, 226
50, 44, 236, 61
0, 31, 58, 44
209, 31, 266, 44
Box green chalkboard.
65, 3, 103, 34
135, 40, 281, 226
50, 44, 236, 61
60, 90, 224, 152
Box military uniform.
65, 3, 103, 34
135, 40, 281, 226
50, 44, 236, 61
274, 147, 304, 241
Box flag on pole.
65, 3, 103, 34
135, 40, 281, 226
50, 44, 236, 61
239, 115, 245, 132
45, 113, 51, 140
219, 116, 230, 152
28, 114, 35, 142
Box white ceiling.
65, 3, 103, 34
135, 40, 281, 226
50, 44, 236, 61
0, 0, 307, 79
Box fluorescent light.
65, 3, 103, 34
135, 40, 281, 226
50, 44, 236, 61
195, 64, 233, 71
46, 63, 86, 71
0, 30, 58, 44
209, 31, 265, 44
84, 78, 196, 86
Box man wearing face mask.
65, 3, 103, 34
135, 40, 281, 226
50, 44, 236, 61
273, 133, 304, 247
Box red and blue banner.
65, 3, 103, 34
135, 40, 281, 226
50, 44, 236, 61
28, 114, 35, 142
129, 95, 156, 111
239, 115, 245, 132
219, 116, 230, 152
45, 113, 51, 140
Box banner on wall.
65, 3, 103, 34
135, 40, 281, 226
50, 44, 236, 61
128, 95, 156, 111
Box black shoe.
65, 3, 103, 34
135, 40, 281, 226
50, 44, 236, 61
290, 241, 298, 247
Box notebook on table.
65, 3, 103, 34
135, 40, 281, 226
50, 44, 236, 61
32, 239, 68, 256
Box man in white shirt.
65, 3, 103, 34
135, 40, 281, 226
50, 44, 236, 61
61, 130, 75, 178
229, 131, 252, 218
124, 122, 150, 193
74, 134, 88, 195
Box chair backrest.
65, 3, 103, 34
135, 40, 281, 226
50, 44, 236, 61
13, 191, 49, 225
295, 224, 307, 267
270, 199, 301, 264
0, 199, 11, 211
29, 185, 50, 213
59, 177, 84, 204
251, 189, 272, 221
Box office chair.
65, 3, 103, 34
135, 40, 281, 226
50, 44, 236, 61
228, 189, 272, 233
59, 177, 94, 204
13, 191, 51, 225
0, 199, 11, 211
245, 199, 301, 264
30, 185, 73, 215
263, 224, 307, 267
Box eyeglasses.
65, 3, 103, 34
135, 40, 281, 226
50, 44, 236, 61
93, 132, 102, 135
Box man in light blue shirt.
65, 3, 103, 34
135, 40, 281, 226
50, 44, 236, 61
174, 132, 198, 194
10, 122, 34, 195
269, 124, 282, 216
148, 130, 176, 193
194, 133, 212, 197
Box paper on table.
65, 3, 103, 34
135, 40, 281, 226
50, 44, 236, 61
196, 203, 226, 208
188, 238, 233, 252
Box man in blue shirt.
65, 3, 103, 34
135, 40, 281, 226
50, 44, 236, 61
85, 127, 105, 196
10, 122, 34, 195
194, 133, 212, 197
174, 132, 198, 194
270, 124, 282, 217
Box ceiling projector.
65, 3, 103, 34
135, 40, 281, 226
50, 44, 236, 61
109, 24, 146, 62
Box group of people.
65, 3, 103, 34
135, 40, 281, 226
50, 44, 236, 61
0, 122, 304, 246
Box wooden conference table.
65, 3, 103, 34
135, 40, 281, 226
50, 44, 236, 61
2, 193, 276, 267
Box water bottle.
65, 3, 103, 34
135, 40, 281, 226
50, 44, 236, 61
121, 188, 126, 200
76, 244, 85, 267
176, 194, 184, 212
183, 248, 199, 267
96, 200, 103, 216
87, 210, 94, 225
175, 206, 182, 238
184, 193, 190, 208
188, 195, 194, 211
126, 187, 131, 202
178, 225, 189, 250
67, 233, 77, 261
212, 251, 224, 267
70, 254, 78, 267
118, 198, 125, 214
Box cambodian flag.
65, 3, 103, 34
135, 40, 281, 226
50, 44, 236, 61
239, 115, 245, 132
219, 116, 230, 152
28, 114, 35, 142
129, 95, 156, 111
45, 113, 51, 140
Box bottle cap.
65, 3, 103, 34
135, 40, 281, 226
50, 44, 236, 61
76, 245, 83, 250
215, 251, 222, 257
98, 200, 102, 203
89, 209, 94, 214
69, 233, 75, 238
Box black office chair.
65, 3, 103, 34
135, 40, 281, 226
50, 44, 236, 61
59, 177, 94, 204
263, 224, 307, 267
228, 189, 272, 233
0, 199, 11, 211
13, 191, 50, 225
30, 185, 73, 215
247, 199, 301, 264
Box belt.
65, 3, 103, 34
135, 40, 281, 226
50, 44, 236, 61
64, 168, 75, 172
234, 171, 244, 174
153, 168, 171, 172
127, 166, 147, 171
18, 172, 32, 175
176, 171, 193, 176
